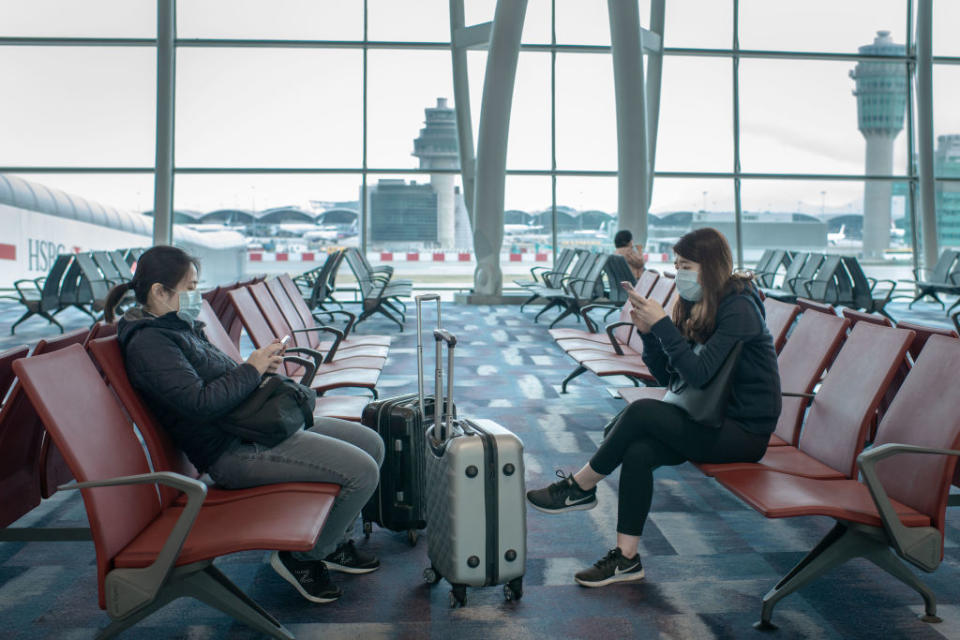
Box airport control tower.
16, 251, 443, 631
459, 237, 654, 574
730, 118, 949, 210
413, 97, 460, 249
850, 30, 907, 259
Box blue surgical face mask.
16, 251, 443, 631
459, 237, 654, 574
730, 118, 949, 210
675, 269, 703, 302
175, 290, 202, 324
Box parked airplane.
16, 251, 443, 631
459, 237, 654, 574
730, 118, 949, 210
827, 224, 846, 246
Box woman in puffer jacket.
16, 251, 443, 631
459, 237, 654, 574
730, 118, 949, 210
104, 245, 383, 605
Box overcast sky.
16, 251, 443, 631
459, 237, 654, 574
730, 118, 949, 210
0, 0, 958, 217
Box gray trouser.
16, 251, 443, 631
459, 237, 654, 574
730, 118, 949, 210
207, 417, 385, 560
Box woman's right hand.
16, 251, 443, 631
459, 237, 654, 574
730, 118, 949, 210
246, 341, 284, 375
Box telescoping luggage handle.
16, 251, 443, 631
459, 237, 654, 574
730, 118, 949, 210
415, 294, 441, 420
433, 329, 456, 445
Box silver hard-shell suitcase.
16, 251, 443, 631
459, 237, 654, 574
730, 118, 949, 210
422, 329, 526, 607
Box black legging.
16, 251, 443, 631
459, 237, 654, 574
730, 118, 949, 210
589, 399, 769, 536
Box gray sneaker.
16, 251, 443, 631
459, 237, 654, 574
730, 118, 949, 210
574, 548, 644, 587
526, 470, 598, 514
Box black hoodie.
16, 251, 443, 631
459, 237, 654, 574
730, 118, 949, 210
117, 307, 261, 472
640, 284, 782, 435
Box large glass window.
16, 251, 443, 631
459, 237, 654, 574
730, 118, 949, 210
0, 0, 156, 38
739, 0, 906, 53
176, 0, 362, 41
176, 48, 362, 168
0, 0, 942, 289
0, 47, 156, 167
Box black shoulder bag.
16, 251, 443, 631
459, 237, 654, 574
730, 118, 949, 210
220, 374, 317, 447
661, 341, 743, 428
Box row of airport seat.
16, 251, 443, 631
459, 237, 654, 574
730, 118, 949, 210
559, 288, 960, 627
0, 267, 405, 637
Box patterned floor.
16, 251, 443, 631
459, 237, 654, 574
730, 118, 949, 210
2, 296, 960, 639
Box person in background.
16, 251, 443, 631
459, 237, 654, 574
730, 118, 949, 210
614, 229, 646, 279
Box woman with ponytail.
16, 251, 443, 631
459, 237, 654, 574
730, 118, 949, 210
526, 228, 781, 589
110, 246, 384, 605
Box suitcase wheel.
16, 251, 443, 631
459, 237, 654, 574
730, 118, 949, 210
407, 529, 419, 547
504, 577, 523, 602
423, 567, 441, 586
449, 584, 467, 608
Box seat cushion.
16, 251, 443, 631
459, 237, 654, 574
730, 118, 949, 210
549, 329, 604, 342
116, 490, 336, 568
314, 395, 368, 421
310, 367, 380, 391
698, 447, 846, 479
584, 357, 653, 379
618, 386, 666, 404
713, 469, 930, 528
768, 433, 790, 447
174, 481, 340, 507
316, 356, 385, 372
330, 344, 390, 359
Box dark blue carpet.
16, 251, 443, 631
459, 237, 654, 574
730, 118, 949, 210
1, 297, 959, 639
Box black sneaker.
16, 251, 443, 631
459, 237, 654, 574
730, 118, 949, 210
574, 548, 644, 587
526, 470, 598, 514
270, 551, 342, 603
323, 540, 380, 575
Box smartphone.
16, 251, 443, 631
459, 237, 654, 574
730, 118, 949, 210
279, 335, 291, 346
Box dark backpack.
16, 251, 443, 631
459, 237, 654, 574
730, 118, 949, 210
221, 375, 316, 447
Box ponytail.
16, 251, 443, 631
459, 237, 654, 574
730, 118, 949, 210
104, 246, 200, 323
104, 281, 134, 323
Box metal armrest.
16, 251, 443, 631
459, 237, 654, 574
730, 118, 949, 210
580, 303, 619, 333
604, 320, 634, 356
310, 309, 357, 338
282, 355, 317, 387
563, 277, 594, 297
857, 443, 960, 572
60, 471, 207, 618
527, 266, 550, 284
291, 325, 345, 362
284, 345, 332, 367
13, 279, 42, 298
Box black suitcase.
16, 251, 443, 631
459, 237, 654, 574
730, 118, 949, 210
361, 294, 454, 545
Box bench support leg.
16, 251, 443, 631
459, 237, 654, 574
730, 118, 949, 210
561, 365, 588, 394
755, 521, 941, 631
519, 293, 539, 312
97, 562, 294, 640
909, 288, 944, 309
533, 300, 562, 323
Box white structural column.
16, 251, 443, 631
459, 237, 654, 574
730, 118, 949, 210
608, 0, 650, 247
449, 0, 480, 233
472, 0, 527, 296
153, 0, 175, 246
915, 0, 939, 270
644, 0, 666, 214
863, 137, 896, 259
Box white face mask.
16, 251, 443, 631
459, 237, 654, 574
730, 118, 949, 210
161, 289, 202, 324
675, 269, 703, 302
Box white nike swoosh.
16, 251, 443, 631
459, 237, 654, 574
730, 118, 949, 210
564, 495, 591, 506
614, 564, 639, 575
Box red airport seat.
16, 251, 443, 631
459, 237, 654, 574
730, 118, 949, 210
13, 344, 336, 638
712, 335, 960, 629
701, 323, 913, 478
267, 276, 389, 359
228, 286, 380, 397
196, 300, 368, 421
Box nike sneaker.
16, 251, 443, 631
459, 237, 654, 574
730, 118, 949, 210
574, 548, 644, 587
526, 470, 598, 514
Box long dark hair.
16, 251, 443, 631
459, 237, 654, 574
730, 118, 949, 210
671, 228, 753, 343
104, 246, 200, 323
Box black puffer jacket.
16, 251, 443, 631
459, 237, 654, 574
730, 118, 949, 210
118, 307, 261, 472
640, 284, 781, 435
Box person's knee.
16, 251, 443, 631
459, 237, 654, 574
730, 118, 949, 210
622, 439, 660, 471
351, 453, 381, 496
